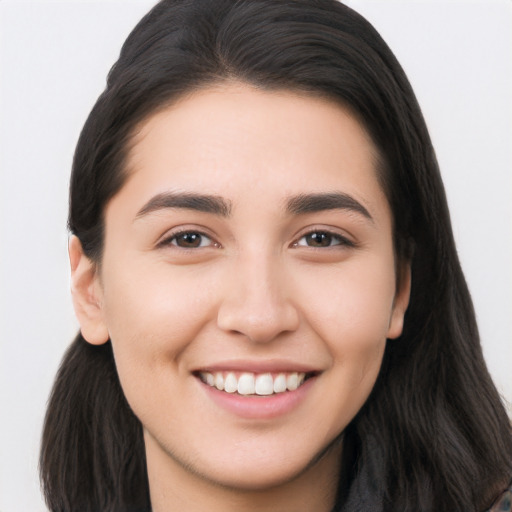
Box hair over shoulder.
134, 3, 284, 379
40, 1, 512, 511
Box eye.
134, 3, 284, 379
160, 230, 217, 249
294, 230, 353, 248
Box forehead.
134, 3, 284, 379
117, 82, 388, 220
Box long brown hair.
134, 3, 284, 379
40, 1, 512, 510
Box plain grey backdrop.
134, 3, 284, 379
1, 1, 511, 510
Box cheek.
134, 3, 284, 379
298, 254, 394, 399
303, 254, 397, 342
100, 261, 219, 386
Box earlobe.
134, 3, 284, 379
69, 236, 109, 345
387, 263, 412, 340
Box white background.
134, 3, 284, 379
0, 1, 510, 510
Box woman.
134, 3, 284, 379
40, 1, 512, 511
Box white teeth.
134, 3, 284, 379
273, 373, 287, 393
286, 373, 299, 391
255, 373, 274, 395
199, 370, 309, 396
237, 373, 255, 395
214, 373, 224, 391
224, 372, 237, 393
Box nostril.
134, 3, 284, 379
217, 300, 300, 344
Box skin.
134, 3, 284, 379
70, 83, 410, 512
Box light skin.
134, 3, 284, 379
70, 83, 411, 512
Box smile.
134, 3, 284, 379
198, 371, 309, 396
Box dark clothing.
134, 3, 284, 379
487, 483, 512, 512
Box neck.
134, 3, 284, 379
146, 432, 343, 512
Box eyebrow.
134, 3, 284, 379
286, 192, 373, 221
136, 192, 232, 218
135, 190, 372, 222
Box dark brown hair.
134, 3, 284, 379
40, 1, 512, 511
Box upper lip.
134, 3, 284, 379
192, 359, 321, 374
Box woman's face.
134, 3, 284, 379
77, 83, 409, 492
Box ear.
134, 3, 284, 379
387, 262, 411, 340
69, 236, 109, 345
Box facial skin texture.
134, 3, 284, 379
70, 83, 410, 512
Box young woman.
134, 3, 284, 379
40, 1, 512, 511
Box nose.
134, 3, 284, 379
216, 251, 300, 343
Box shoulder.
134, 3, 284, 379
486, 483, 512, 512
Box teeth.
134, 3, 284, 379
255, 373, 273, 395
237, 373, 255, 395
273, 373, 287, 393
199, 370, 309, 396
286, 373, 299, 391
214, 373, 224, 391
224, 373, 237, 393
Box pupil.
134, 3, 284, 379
178, 233, 201, 247
308, 232, 330, 247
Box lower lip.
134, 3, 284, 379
198, 377, 317, 420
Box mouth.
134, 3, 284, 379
196, 370, 317, 396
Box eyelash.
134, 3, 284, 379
293, 230, 355, 249
158, 228, 354, 250
158, 229, 218, 249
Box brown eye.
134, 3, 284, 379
168, 231, 213, 248
305, 232, 335, 247
295, 231, 352, 248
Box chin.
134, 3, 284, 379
198, 465, 307, 493
195, 436, 343, 493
